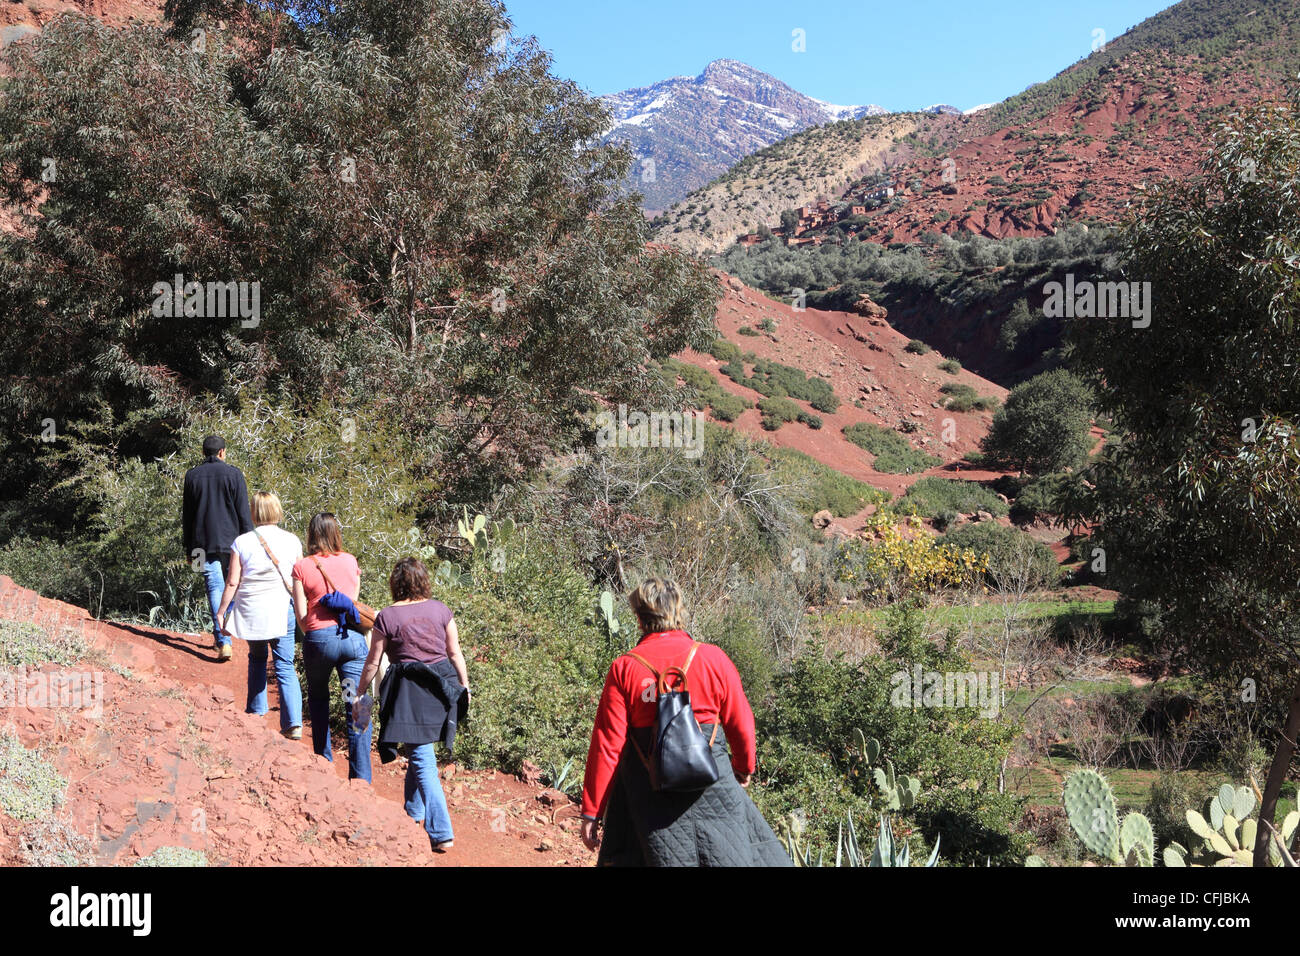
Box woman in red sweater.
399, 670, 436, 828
579, 577, 790, 866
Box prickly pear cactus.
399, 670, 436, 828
1064, 769, 1121, 863
1120, 812, 1155, 867
456, 509, 487, 549
1179, 783, 1297, 866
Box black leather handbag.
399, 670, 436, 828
625, 641, 721, 793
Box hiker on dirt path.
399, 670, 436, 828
182, 435, 253, 662
579, 577, 791, 867
214, 491, 304, 740
358, 557, 469, 854
292, 512, 373, 781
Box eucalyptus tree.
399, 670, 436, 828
1067, 87, 1300, 864
0, 0, 718, 525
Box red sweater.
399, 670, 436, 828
580, 630, 757, 819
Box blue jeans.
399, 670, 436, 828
404, 742, 453, 845
202, 558, 228, 648
303, 626, 373, 782
246, 606, 303, 731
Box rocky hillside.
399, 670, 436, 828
679, 273, 1009, 508
0, 577, 593, 866
0, 0, 159, 42
656, 0, 1300, 251
650, 112, 954, 255
603, 58, 887, 214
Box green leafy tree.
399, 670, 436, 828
981, 369, 1093, 475
1066, 87, 1300, 864
0, 0, 719, 530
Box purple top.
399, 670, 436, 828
373, 599, 453, 663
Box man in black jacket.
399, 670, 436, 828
182, 435, 253, 661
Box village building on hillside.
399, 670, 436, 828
737, 184, 895, 246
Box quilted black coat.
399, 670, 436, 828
597, 724, 792, 867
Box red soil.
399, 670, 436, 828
0, 576, 595, 867
682, 273, 1013, 534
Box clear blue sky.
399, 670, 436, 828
504, 0, 1178, 111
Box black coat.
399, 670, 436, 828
597, 725, 792, 867
181, 456, 253, 561
377, 659, 468, 763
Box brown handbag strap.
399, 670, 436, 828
311, 556, 337, 594
623, 641, 717, 767
255, 531, 294, 597
626, 640, 701, 694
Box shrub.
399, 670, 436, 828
0, 537, 95, 607
898, 477, 1008, 519
767, 447, 889, 518
18, 818, 95, 866
136, 847, 208, 867
939, 522, 1059, 589
753, 604, 1026, 865
981, 369, 1094, 474
738, 325, 760, 336
938, 359, 962, 374
446, 587, 615, 781
835, 513, 988, 602
0, 730, 65, 822
708, 338, 742, 363
758, 396, 802, 431
708, 391, 751, 423
797, 411, 823, 430
743, 359, 840, 413
0, 620, 88, 668
698, 608, 777, 705
842, 423, 941, 474
904, 339, 932, 355
1010, 473, 1071, 522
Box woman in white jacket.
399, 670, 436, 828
214, 491, 304, 739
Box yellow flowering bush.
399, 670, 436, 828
836, 513, 987, 603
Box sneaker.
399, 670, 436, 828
218, 644, 232, 661
432, 840, 454, 853
283, 726, 303, 741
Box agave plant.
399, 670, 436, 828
780, 811, 940, 867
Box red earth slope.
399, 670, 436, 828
680, 274, 1009, 507
0, 576, 594, 867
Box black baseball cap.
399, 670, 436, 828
202, 435, 226, 456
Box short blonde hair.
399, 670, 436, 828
628, 577, 688, 635
250, 491, 283, 526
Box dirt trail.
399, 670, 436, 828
0, 576, 595, 867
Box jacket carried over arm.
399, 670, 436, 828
580, 630, 756, 820
376, 659, 469, 763
182, 456, 253, 561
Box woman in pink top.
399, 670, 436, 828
291, 512, 372, 781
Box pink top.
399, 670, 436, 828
291, 551, 361, 633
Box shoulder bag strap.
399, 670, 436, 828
311, 556, 337, 593
255, 531, 294, 597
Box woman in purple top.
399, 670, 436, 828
359, 557, 469, 852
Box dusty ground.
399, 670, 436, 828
0, 576, 595, 867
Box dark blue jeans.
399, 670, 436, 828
303, 626, 373, 782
